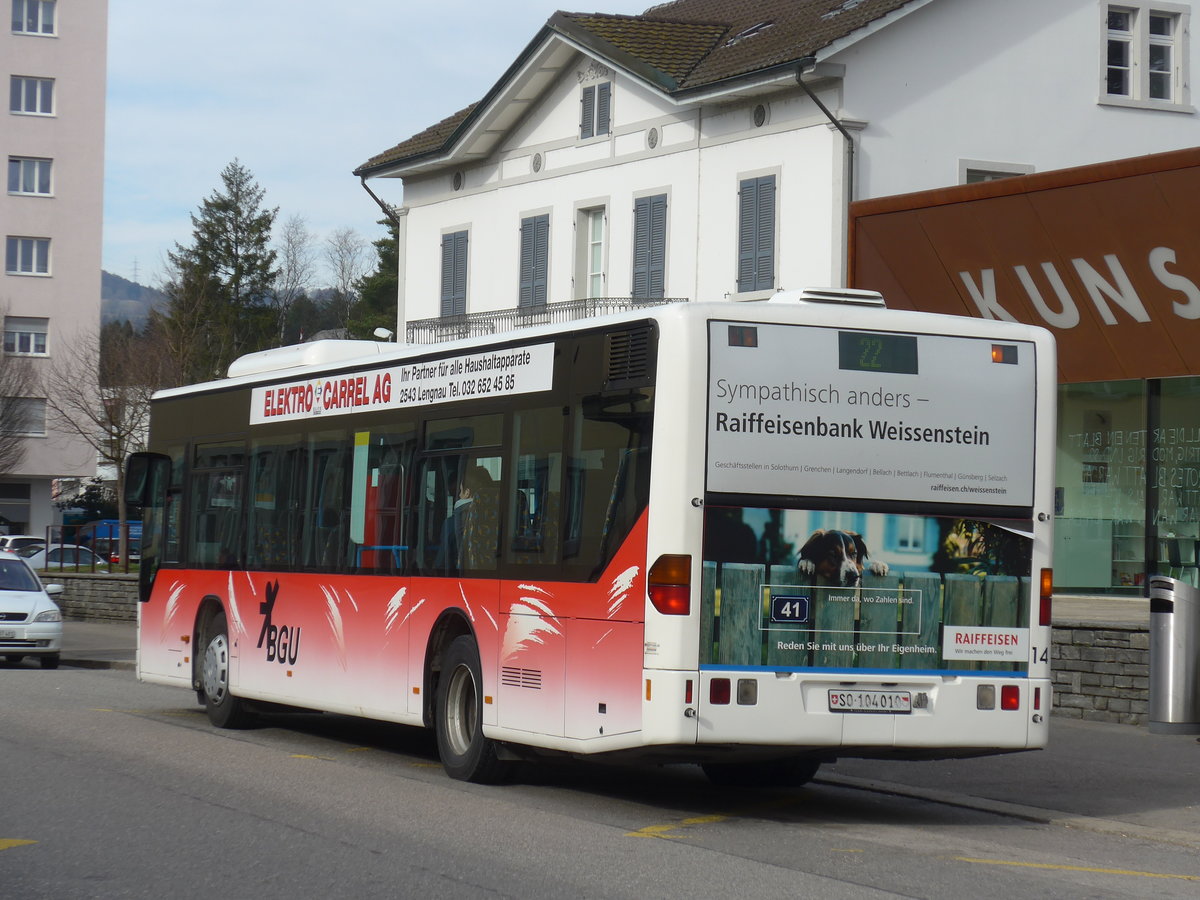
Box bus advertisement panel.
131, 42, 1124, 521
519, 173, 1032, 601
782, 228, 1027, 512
707, 322, 1036, 508
702, 320, 1043, 680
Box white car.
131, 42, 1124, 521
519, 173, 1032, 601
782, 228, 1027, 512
0, 534, 45, 553
17, 543, 108, 572
0, 551, 63, 668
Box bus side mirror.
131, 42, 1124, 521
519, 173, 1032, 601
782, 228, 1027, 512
125, 452, 170, 505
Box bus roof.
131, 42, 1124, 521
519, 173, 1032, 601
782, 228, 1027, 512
153, 293, 1053, 401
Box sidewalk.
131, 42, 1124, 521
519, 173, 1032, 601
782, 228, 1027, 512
61, 618, 137, 671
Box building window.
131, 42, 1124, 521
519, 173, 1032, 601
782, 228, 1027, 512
440, 231, 468, 316
632, 194, 666, 299
518, 214, 549, 309
9, 75, 54, 115
959, 159, 1035, 184
737, 175, 776, 293
7, 157, 51, 195
5, 236, 50, 275
4, 317, 48, 355
580, 82, 611, 140
1104, 4, 1189, 107
576, 207, 605, 299
11, 0, 55, 35
2, 397, 46, 436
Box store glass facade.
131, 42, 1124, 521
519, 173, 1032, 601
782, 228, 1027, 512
1055, 376, 1200, 594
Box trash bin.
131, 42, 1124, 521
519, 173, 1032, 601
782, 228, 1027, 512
1148, 575, 1200, 734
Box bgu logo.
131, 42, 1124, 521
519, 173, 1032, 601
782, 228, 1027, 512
257, 580, 301, 665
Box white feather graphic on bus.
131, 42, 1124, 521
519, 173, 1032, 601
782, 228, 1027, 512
502, 584, 562, 661
383, 588, 407, 634
321, 584, 348, 671
160, 580, 185, 642
607, 566, 639, 618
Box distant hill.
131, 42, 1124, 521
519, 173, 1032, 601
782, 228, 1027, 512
101, 271, 167, 328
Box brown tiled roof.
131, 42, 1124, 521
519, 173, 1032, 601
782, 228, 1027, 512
632, 0, 919, 89
354, 104, 477, 176
358, 0, 923, 175
557, 14, 728, 87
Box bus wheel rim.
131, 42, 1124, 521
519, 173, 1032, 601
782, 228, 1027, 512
202, 634, 230, 704
445, 663, 477, 757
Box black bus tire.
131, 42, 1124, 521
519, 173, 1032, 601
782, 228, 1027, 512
201, 611, 255, 729
435, 634, 511, 783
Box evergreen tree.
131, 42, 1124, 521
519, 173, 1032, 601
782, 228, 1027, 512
348, 218, 399, 340
159, 160, 279, 381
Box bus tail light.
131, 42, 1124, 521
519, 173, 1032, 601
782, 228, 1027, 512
1001, 685, 1021, 711
1039, 568, 1053, 626
648, 554, 691, 615
1033, 687, 1042, 710
710, 678, 731, 705
684, 679, 693, 704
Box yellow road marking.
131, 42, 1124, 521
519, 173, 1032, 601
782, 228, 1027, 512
957, 857, 1200, 882
832, 848, 865, 853
0, 839, 37, 851
627, 813, 730, 839
290, 754, 336, 761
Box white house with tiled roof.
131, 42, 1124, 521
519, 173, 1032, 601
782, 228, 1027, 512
357, 0, 1198, 339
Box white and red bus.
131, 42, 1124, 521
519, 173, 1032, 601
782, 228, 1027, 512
126, 290, 1055, 784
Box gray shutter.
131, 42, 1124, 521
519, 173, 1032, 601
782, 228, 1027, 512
648, 194, 666, 298
755, 176, 775, 291
519, 215, 549, 308
441, 231, 467, 316
632, 194, 667, 299
596, 82, 611, 136
580, 85, 595, 140
737, 176, 775, 292
631, 197, 650, 297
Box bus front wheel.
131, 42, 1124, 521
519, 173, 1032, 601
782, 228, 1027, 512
435, 635, 511, 783
201, 611, 255, 729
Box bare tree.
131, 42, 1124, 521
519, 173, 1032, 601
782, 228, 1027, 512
273, 213, 317, 342
0, 351, 38, 478
325, 227, 370, 329
42, 325, 175, 563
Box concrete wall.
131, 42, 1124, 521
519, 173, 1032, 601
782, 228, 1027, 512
53, 572, 137, 622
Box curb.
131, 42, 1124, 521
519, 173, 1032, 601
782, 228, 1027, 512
61, 658, 136, 672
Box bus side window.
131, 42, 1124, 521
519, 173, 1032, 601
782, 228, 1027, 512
187, 441, 247, 568
354, 428, 415, 573
508, 406, 563, 568
563, 391, 652, 578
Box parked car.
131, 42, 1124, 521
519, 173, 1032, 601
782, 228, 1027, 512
0, 550, 63, 668
17, 543, 108, 572
0, 534, 45, 553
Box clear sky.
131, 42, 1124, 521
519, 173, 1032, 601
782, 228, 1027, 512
103, 1, 647, 287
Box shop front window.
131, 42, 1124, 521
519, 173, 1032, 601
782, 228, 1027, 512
1055, 380, 1146, 593
1152, 377, 1200, 585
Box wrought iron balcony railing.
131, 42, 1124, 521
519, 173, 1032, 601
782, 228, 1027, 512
405, 296, 687, 345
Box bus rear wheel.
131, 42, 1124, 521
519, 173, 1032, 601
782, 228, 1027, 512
201, 611, 255, 729
701, 756, 821, 788
436, 635, 511, 783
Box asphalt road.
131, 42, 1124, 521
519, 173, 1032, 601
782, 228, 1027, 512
4, 666, 1200, 899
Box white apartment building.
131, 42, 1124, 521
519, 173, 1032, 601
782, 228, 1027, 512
356, 0, 1198, 339
3, 0, 106, 536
